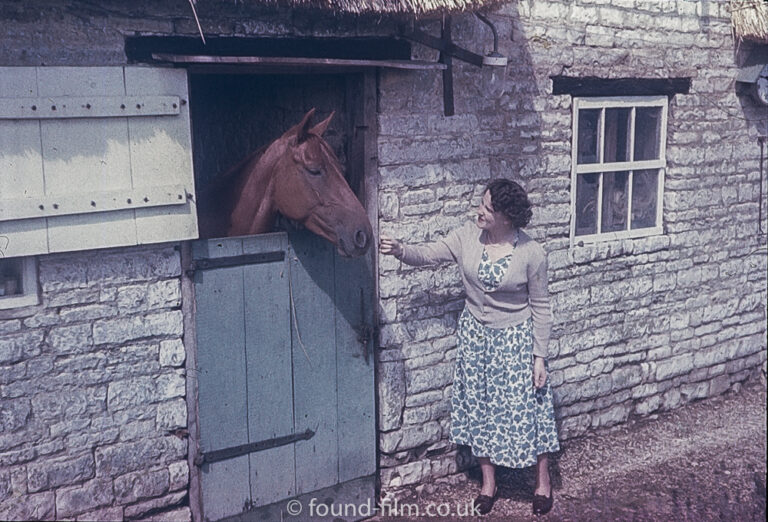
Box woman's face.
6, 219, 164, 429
476, 190, 506, 230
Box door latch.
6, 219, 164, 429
357, 324, 373, 363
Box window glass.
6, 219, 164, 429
601, 171, 629, 233
577, 109, 600, 164
603, 108, 631, 163
634, 107, 661, 161
631, 169, 659, 229
575, 173, 599, 236
0, 258, 24, 297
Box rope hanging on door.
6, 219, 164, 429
288, 272, 313, 366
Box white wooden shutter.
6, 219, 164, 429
0, 66, 197, 258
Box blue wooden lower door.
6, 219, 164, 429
193, 230, 376, 521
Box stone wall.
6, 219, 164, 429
375, 0, 768, 495
0, 245, 189, 519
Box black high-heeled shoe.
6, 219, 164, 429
473, 486, 498, 515
532, 488, 553, 515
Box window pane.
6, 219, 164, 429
575, 173, 599, 236
604, 108, 630, 163
631, 169, 659, 229
577, 109, 600, 164
601, 171, 629, 233
634, 107, 662, 161
0, 258, 23, 297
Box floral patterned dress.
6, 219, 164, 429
449, 246, 560, 468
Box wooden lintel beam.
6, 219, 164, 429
153, 54, 447, 71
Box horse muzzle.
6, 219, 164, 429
336, 223, 372, 258
302, 211, 372, 257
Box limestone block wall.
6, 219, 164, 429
0, 246, 190, 520
375, 0, 768, 495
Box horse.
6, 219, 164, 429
198, 109, 372, 257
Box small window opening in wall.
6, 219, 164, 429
0, 257, 39, 309
571, 96, 668, 244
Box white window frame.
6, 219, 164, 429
570, 95, 668, 245
0, 256, 39, 310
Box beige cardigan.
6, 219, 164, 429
398, 221, 553, 358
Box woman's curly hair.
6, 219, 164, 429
485, 179, 533, 228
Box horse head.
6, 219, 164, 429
227, 109, 372, 257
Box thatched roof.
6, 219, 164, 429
731, 0, 768, 43
196, 0, 503, 15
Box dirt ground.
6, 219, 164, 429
371, 375, 767, 521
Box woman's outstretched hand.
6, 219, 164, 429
379, 234, 403, 258
533, 357, 547, 389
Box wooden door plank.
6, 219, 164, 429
0, 67, 47, 256
38, 68, 132, 195
288, 230, 339, 494
334, 253, 377, 482
0, 72, 44, 196
241, 232, 288, 256
192, 236, 244, 261
195, 265, 249, 449
220, 474, 376, 522
0, 67, 37, 96
243, 246, 295, 506
46, 210, 136, 254
36, 67, 126, 97
195, 263, 250, 519
199, 456, 251, 522
124, 67, 198, 244
39, 67, 138, 253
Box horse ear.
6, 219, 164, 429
295, 108, 316, 144
310, 111, 334, 137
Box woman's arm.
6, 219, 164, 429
379, 226, 463, 267
533, 357, 547, 389
528, 247, 553, 392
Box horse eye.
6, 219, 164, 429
306, 167, 323, 176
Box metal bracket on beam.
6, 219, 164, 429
399, 16, 486, 116
440, 18, 454, 116
399, 19, 484, 67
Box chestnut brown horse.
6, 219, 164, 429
199, 109, 372, 257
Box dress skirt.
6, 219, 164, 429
449, 308, 560, 468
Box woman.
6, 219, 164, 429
380, 179, 559, 516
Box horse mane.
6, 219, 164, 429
196, 143, 270, 237
207, 142, 268, 191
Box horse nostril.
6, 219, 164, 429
354, 229, 368, 249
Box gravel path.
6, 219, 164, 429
371, 376, 767, 521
